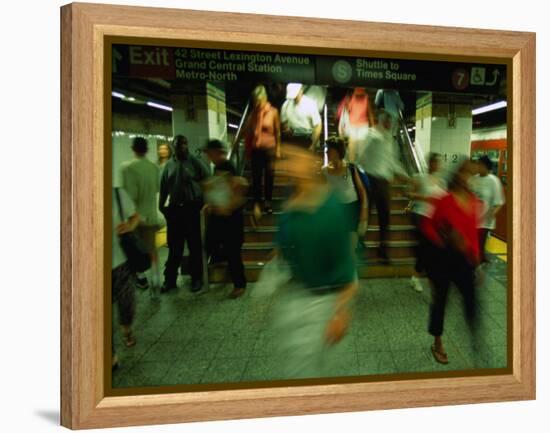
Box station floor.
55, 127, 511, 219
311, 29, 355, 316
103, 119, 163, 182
112, 239, 508, 389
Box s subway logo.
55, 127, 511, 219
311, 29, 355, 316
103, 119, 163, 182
332, 60, 353, 84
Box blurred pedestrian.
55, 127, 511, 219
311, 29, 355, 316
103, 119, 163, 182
470, 155, 505, 264
121, 136, 161, 297
271, 143, 358, 379
375, 89, 404, 137
203, 139, 248, 299
422, 157, 482, 364
159, 134, 210, 293
281, 83, 322, 152
234, 85, 281, 222
157, 142, 172, 171
357, 110, 410, 264
322, 136, 368, 251
407, 152, 446, 292
337, 87, 375, 162
111, 187, 140, 370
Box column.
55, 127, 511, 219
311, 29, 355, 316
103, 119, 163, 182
171, 81, 228, 168
415, 92, 473, 169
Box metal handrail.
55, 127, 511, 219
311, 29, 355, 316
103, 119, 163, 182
228, 101, 250, 177
397, 111, 426, 175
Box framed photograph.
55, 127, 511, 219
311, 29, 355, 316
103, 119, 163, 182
61, 2, 535, 429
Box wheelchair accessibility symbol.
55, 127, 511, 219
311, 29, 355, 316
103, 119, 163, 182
471, 67, 486, 85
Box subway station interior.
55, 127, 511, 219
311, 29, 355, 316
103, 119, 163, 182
110, 45, 509, 389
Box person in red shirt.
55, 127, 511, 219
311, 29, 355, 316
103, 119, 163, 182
234, 85, 281, 222
337, 87, 375, 162
421, 157, 482, 364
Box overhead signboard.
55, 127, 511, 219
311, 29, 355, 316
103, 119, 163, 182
113, 44, 505, 95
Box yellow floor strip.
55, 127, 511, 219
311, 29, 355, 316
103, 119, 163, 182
155, 227, 167, 249
486, 235, 507, 262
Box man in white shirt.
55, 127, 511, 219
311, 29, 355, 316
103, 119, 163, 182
281, 83, 322, 151
121, 137, 161, 296
470, 155, 505, 264
357, 111, 410, 263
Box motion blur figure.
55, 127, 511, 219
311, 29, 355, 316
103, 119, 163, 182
234, 85, 281, 222
270, 144, 358, 379
374, 89, 404, 137
422, 157, 483, 365
121, 137, 161, 297
337, 87, 375, 162
470, 155, 505, 265
111, 187, 140, 370
407, 153, 446, 293
280, 83, 322, 152
357, 110, 410, 264
203, 139, 248, 299
157, 142, 172, 172
322, 136, 368, 252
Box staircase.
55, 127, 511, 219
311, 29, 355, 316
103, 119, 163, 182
208, 98, 421, 283
208, 171, 417, 283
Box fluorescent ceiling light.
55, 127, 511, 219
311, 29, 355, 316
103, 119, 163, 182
126, 97, 136, 102
112, 91, 125, 99
146, 101, 173, 112
228, 123, 239, 129
472, 101, 507, 116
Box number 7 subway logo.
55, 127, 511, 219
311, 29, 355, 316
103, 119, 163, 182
452, 68, 470, 91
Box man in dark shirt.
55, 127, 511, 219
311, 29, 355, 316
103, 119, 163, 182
203, 139, 248, 298
159, 135, 210, 293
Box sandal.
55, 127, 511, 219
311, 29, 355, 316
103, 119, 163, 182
229, 287, 245, 299
431, 344, 449, 364
123, 331, 136, 348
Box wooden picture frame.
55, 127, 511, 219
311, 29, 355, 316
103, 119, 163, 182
61, 2, 535, 429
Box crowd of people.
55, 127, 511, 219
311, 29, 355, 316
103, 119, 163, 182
110, 83, 505, 375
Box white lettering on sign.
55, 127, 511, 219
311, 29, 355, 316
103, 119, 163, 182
485, 69, 500, 86
456, 72, 465, 87
273, 54, 310, 65
129, 46, 170, 66
385, 70, 417, 81
112, 48, 122, 74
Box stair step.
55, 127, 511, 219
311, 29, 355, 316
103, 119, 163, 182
244, 227, 277, 243
242, 225, 416, 244
208, 258, 416, 282
243, 211, 415, 227
365, 225, 416, 241
370, 210, 412, 226
244, 211, 280, 227
240, 240, 417, 262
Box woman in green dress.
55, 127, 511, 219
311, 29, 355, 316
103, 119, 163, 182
270, 144, 358, 379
